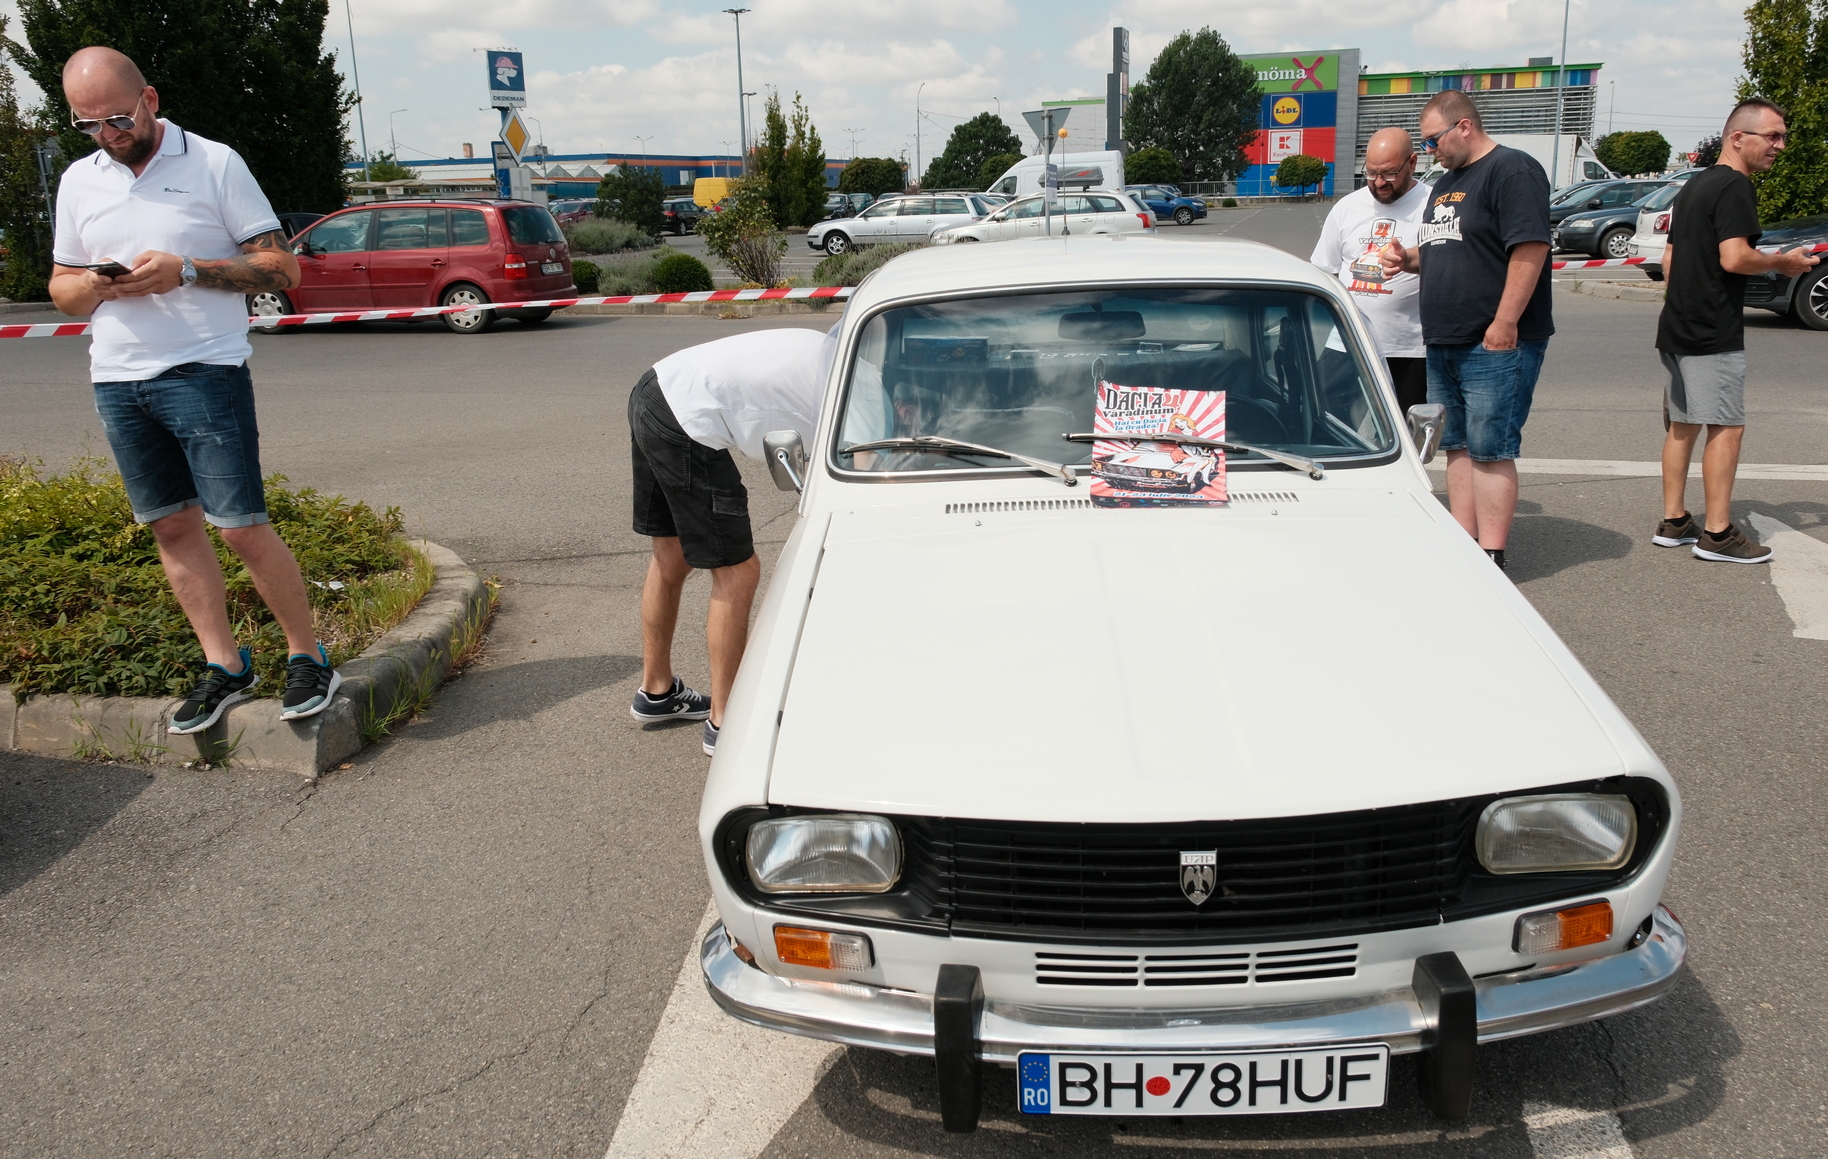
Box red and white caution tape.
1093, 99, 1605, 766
1551, 242, 1826, 271
0, 284, 855, 339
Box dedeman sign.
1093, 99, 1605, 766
1240, 52, 1338, 93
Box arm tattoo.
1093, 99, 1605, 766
192, 230, 296, 292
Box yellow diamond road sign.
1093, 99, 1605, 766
501, 111, 531, 163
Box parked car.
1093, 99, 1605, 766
259, 199, 576, 334
931, 190, 1153, 244
550, 199, 595, 225
1742, 213, 1828, 331
1124, 184, 1207, 226
806, 193, 998, 255
1548, 179, 1668, 228
699, 236, 1685, 1132
662, 197, 705, 235
1624, 173, 1706, 278
822, 192, 878, 219
276, 211, 325, 239
1553, 183, 1676, 259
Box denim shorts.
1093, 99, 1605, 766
1426, 341, 1548, 462
93, 362, 269, 527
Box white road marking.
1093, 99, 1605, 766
1522, 1101, 1635, 1158
603, 904, 839, 1159
1423, 458, 1828, 481
1747, 513, 1828, 640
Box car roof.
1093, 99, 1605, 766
846, 236, 1337, 316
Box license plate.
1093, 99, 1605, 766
1018, 1046, 1388, 1116
541, 261, 564, 274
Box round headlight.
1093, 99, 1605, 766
1476, 794, 1637, 874
745, 814, 903, 894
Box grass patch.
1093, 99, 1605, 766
1, 456, 431, 702
562, 219, 658, 255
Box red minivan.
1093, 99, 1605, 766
254, 199, 577, 334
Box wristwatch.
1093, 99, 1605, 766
180, 256, 197, 287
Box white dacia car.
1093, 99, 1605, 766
697, 236, 1686, 1132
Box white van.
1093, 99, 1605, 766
985, 150, 1126, 198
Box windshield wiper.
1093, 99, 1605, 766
840, 436, 1080, 486
1062, 432, 1326, 480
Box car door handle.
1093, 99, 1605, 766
351, 264, 366, 271
430, 259, 446, 267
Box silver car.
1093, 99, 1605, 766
807, 194, 998, 255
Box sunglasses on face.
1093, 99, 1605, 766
1738, 129, 1787, 145
1420, 119, 1468, 152
70, 93, 144, 136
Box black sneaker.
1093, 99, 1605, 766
280, 644, 343, 720
703, 719, 720, 757
1653, 512, 1701, 547
1692, 523, 1772, 564
169, 647, 258, 735
1485, 548, 1506, 570
630, 677, 712, 724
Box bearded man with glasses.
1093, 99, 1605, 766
1651, 96, 1819, 564
48, 46, 342, 735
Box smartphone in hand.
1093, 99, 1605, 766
86, 261, 132, 278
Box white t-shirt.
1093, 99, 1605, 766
654, 327, 836, 458
53, 121, 282, 382
1310, 181, 1429, 359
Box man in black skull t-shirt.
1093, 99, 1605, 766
1380, 89, 1552, 571
1651, 96, 1819, 564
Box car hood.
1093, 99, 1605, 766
1761, 213, 1828, 243
768, 491, 1634, 823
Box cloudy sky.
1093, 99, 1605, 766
4, 0, 1750, 164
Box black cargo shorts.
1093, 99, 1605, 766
628, 369, 755, 570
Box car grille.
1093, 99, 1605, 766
1036, 943, 1359, 988
897, 802, 1471, 943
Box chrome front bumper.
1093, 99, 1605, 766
701, 907, 1686, 1063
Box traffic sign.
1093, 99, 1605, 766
1023, 107, 1071, 143
500, 110, 532, 163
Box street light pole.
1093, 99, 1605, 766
388, 108, 408, 162
743, 92, 756, 162
915, 81, 926, 188
724, 8, 751, 176
343, 0, 371, 179
719, 140, 734, 178
634, 134, 653, 169
1549, 0, 1570, 190
841, 127, 863, 160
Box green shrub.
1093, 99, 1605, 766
563, 218, 656, 255
1, 457, 424, 701
654, 251, 714, 293
1273, 154, 1329, 196
1221, 197, 1238, 208
572, 259, 600, 294
596, 250, 662, 295
1126, 146, 1182, 185
595, 165, 667, 235
811, 242, 924, 287
696, 178, 786, 285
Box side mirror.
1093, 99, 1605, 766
1406, 403, 1445, 464
1586, 197, 1603, 208
763, 430, 807, 492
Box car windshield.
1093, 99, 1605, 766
503, 206, 564, 245
1640, 184, 1683, 212
834, 287, 1394, 478
1551, 182, 1606, 206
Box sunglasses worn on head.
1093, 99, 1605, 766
71, 93, 144, 136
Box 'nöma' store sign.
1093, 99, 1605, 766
1237, 51, 1339, 196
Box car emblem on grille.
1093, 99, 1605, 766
1180, 850, 1217, 906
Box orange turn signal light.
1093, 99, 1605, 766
773, 925, 873, 971
1514, 900, 1613, 955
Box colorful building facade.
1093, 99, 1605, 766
1234, 50, 1360, 197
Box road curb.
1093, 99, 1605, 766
1561, 279, 1665, 303
557, 299, 843, 317
2, 539, 491, 779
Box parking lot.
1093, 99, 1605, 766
3, 206, 1825, 1157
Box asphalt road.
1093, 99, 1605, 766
3, 206, 1824, 1157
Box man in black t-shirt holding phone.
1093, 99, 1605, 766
1653, 97, 1819, 564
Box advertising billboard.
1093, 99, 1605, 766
487, 50, 526, 109
1236, 51, 1342, 196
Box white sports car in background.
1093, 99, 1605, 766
699, 236, 1686, 1134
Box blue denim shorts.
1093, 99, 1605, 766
1426, 341, 1548, 462
93, 362, 269, 527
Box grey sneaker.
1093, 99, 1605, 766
631, 677, 712, 724
1692, 522, 1772, 564
1653, 512, 1701, 547
702, 719, 720, 757
170, 647, 258, 734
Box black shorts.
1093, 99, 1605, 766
629, 370, 754, 570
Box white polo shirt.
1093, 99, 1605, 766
53, 120, 282, 382
654, 328, 836, 458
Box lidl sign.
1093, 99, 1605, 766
1241, 52, 1338, 93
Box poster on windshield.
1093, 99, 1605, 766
1089, 382, 1228, 508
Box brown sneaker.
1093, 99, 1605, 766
1653, 512, 1701, 547
1692, 522, 1772, 564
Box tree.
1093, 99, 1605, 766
920, 112, 1021, 190
840, 157, 906, 197
595, 165, 665, 235
1739, 0, 1828, 219
0, 16, 54, 300
8, 0, 354, 214
364, 152, 418, 182
749, 89, 827, 227
1125, 146, 1182, 185
1273, 154, 1328, 197
975, 151, 1021, 190
1595, 130, 1672, 176
1693, 135, 1723, 167
1124, 28, 1261, 184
